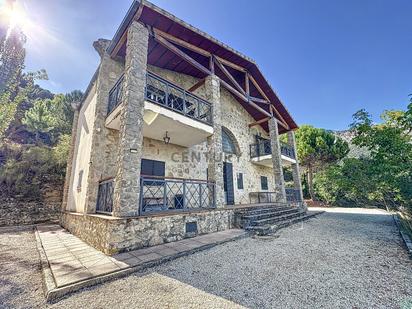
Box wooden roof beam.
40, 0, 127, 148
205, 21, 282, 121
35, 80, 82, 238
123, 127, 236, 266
248, 117, 270, 128
214, 57, 246, 96
188, 77, 206, 92
152, 32, 211, 76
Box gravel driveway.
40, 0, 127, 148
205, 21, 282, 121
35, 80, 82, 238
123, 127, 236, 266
1, 208, 411, 309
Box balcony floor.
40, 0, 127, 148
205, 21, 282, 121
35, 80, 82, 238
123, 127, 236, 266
251, 154, 296, 167
105, 101, 213, 147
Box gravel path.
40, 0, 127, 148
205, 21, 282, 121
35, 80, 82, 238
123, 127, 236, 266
1, 208, 411, 309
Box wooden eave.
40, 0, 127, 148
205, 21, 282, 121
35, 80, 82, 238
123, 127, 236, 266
106, 0, 298, 134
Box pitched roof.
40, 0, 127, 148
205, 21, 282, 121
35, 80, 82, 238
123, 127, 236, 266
107, 0, 297, 133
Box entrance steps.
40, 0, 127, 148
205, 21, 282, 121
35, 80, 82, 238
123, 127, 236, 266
234, 204, 323, 236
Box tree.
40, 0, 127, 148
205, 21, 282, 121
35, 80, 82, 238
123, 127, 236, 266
350, 105, 412, 210
294, 125, 349, 200
22, 93, 77, 144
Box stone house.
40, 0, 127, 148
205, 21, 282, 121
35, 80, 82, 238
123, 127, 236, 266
61, 0, 304, 254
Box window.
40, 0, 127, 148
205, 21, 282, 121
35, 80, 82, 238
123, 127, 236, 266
77, 170, 83, 191
222, 129, 237, 154
237, 173, 244, 190
141, 159, 165, 177
260, 176, 268, 190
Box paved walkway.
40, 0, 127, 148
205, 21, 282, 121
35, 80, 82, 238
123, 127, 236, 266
36, 225, 246, 288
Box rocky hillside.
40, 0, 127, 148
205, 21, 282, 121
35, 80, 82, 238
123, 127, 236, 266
333, 129, 369, 159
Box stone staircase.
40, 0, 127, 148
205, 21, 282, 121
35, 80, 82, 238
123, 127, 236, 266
234, 203, 323, 236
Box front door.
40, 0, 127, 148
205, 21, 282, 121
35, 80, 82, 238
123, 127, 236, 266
223, 162, 234, 205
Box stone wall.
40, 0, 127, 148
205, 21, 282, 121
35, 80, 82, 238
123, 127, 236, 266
0, 199, 60, 226
61, 209, 234, 254
0, 186, 61, 226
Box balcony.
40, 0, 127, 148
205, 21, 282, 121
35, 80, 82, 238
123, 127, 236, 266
249, 139, 296, 167
140, 176, 216, 215
105, 72, 214, 147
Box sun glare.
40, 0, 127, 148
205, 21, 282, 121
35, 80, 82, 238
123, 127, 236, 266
4, 1, 31, 37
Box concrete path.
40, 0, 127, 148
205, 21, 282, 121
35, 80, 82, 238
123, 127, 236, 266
36, 225, 246, 290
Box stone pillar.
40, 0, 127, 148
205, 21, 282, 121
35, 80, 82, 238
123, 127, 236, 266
61, 103, 81, 212
268, 117, 286, 202
287, 130, 305, 207
84, 39, 125, 214
112, 21, 149, 217
205, 75, 225, 208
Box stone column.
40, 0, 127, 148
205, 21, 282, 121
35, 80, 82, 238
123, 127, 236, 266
84, 39, 124, 214
61, 103, 80, 213
287, 130, 304, 207
112, 21, 149, 217
205, 75, 225, 208
268, 117, 286, 202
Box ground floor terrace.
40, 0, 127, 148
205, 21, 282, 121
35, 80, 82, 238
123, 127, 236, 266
2, 208, 411, 308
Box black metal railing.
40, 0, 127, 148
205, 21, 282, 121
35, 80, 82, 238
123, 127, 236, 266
107, 75, 125, 115
139, 175, 215, 214
285, 188, 302, 202
249, 139, 295, 160
249, 189, 301, 204
96, 178, 115, 214
145, 72, 213, 125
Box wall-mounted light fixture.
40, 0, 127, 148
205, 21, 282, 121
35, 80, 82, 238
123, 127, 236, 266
163, 131, 170, 144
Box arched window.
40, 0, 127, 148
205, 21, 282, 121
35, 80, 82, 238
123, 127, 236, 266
222, 128, 239, 155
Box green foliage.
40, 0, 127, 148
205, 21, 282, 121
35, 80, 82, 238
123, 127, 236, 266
0, 11, 77, 200
52, 134, 71, 167
315, 101, 412, 212
295, 125, 349, 168
22, 93, 76, 144
0, 24, 26, 92
294, 125, 349, 199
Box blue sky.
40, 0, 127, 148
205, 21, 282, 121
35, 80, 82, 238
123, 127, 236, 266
20, 0, 412, 130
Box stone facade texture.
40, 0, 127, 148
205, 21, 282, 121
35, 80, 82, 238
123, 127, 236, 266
205, 75, 225, 207
113, 21, 148, 217
269, 117, 287, 202
61, 209, 234, 255
287, 131, 304, 202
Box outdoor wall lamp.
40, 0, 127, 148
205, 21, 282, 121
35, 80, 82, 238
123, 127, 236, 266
163, 131, 170, 144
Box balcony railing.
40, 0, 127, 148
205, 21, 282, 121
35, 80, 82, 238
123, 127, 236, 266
108, 75, 125, 115
107, 72, 213, 125
140, 175, 215, 215
250, 139, 295, 160
249, 191, 277, 204
285, 188, 302, 202
145, 72, 213, 125
249, 189, 301, 204
96, 178, 115, 214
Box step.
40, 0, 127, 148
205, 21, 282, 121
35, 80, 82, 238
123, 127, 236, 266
246, 211, 324, 236
249, 210, 306, 227
241, 208, 300, 221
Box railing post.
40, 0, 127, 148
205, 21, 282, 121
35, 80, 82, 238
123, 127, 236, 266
183, 179, 186, 210
139, 177, 144, 215
199, 182, 203, 208
163, 178, 167, 210
165, 83, 169, 107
